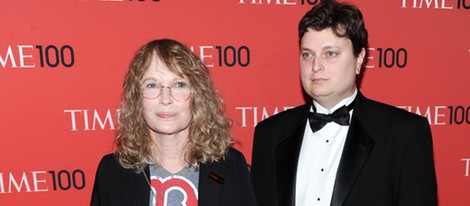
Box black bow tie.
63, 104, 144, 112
308, 101, 355, 133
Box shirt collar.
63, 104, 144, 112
311, 88, 357, 114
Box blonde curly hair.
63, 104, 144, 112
114, 39, 232, 171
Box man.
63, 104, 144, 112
251, 1, 437, 206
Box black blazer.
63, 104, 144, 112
91, 147, 257, 206
251, 91, 437, 206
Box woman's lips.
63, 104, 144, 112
156, 112, 176, 118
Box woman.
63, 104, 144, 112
91, 39, 257, 206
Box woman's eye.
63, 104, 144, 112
173, 81, 189, 88
144, 82, 158, 89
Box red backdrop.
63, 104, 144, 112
1, 0, 469, 205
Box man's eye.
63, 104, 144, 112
326, 51, 337, 57
301, 52, 312, 58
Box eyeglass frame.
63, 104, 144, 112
140, 80, 192, 102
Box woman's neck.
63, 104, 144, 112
152, 133, 189, 173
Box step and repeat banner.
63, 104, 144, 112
1, 0, 469, 205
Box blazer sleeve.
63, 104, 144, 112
90, 155, 108, 206
90, 154, 117, 206
226, 148, 258, 206
399, 117, 437, 205
251, 121, 271, 206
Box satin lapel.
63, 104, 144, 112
198, 163, 223, 206
330, 115, 375, 206
276, 123, 306, 206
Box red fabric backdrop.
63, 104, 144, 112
0, 0, 469, 205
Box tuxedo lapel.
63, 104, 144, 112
276, 118, 308, 206
330, 94, 375, 206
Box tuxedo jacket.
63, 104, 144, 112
91, 147, 257, 206
251, 91, 437, 206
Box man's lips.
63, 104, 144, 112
311, 77, 328, 83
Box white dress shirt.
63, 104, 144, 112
296, 89, 357, 206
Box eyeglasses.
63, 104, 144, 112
141, 80, 191, 102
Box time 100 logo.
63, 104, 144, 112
0, 44, 75, 69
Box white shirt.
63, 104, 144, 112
296, 89, 357, 206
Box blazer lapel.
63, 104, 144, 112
198, 163, 223, 206
330, 94, 375, 206
129, 167, 151, 205
276, 115, 308, 206
107, 166, 150, 206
